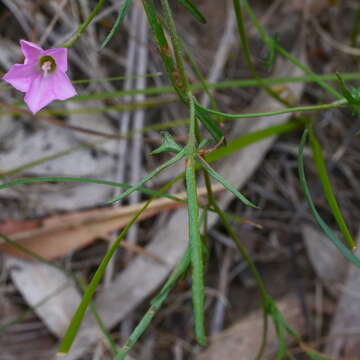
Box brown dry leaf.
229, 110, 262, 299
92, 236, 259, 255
0, 184, 224, 260
302, 225, 348, 296
196, 294, 305, 360
6, 257, 81, 338
324, 229, 360, 357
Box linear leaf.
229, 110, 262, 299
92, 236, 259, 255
100, 0, 133, 49
0, 176, 181, 203
185, 155, 206, 345
176, 0, 206, 23
196, 106, 225, 143
58, 200, 152, 354
297, 130, 360, 268
307, 125, 356, 249
107, 149, 187, 204
114, 248, 191, 360
198, 156, 257, 208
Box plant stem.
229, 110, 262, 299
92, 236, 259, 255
202, 172, 269, 360
233, 0, 289, 106
63, 0, 107, 48
185, 92, 206, 344
242, 0, 342, 100
160, 0, 190, 93
197, 99, 346, 119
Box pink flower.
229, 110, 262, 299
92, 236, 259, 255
2, 40, 76, 114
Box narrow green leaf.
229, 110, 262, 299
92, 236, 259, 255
107, 149, 187, 204
307, 125, 356, 250
62, 0, 106, 48
262, 33, 279, 70
176, 0, 206, 24
274, 320, 286, 360
141, 0, 188, 103
194, 98, 346, 120
0, 176, 182, 203
242, 0, 342, 100
115, 248, 191, 360
298, 130, 360, 268
100, 0, 133, 49
185, 155, 206, 345
58, 199, 152, 354
151, 131, 183, 154
196, 106, 225, 143
197, 156, 257, 208
336, 73, 360, 116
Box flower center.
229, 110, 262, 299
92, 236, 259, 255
39, 55, 56, 76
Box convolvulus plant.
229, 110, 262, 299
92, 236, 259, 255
1, 1, 360, 359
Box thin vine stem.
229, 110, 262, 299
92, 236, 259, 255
63, 0, 107, 48
160, 0, 190, 94
202, 171, 269, 360
241, 0, 342, 100
196, 98, 346, 119
233, 0, 289, 106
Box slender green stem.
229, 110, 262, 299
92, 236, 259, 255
160, 0, 190, 93
141, 0, 187, 103
306, 124, 356, 250
3, 72, 360, 98
242, 0, 342, 100
100, 0, 133, 49
107, 148, 187, 204
0, 176, 182, 203
185, 92, 206, 344
62, 0, 107, 48
196, 99, 346, 119
181, 39, 218, 110
58, 198, 153, 354
115, 248, 191, 360
202, 169, 269, 360
298, 130, 360, 268
233, 0, 289, 106
185, 157, 206, 345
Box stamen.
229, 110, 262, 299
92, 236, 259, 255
41, 61, 52, 76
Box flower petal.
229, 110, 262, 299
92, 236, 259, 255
52, 71, 77, 100
45, 48, 68, 72
20, 40, 43, 64
24, 74, 56, 114
2, 63, 39, 92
